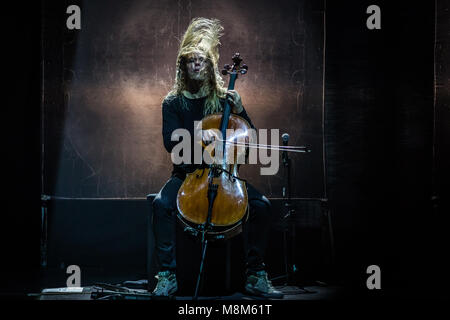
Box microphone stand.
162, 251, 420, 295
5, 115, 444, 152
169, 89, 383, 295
270, 135, 306, 294
282, 140, 298, 284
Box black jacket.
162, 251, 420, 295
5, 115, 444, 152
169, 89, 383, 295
161, 94, 255, 177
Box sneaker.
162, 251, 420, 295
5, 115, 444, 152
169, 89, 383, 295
152, 271, 178, 297
244, 270, 284, 299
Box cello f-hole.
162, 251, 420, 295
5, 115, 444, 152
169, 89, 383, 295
196, 168, 206, 179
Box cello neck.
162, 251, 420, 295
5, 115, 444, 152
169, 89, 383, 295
219, 72, 238, 166
219, 53, 248, 166
227, 72, 237, 90
220, 72, 237, 133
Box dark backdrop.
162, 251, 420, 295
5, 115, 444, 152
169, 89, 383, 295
42, 0, 326, 199
325, 0, 450, 298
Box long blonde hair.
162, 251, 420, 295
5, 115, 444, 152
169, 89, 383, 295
165, 17, 227, 115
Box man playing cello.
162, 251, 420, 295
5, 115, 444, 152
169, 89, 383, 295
151, 17, 282, 299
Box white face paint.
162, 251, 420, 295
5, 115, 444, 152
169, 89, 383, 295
186, 53, 208, 81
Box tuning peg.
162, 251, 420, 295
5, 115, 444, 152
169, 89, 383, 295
239, 64, 248, 74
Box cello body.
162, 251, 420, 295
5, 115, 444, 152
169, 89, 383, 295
177, 113, 251, 229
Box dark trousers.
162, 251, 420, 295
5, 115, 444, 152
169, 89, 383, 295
152, 175, 272, 274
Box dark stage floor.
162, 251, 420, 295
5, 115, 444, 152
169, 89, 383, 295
31, 283, 342, 301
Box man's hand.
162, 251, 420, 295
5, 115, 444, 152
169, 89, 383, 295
226, 90, 243, 114
201, 129, 220, 143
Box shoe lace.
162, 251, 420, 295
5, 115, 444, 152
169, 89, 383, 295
256, 271, 275, 290
155, 272, 172, 289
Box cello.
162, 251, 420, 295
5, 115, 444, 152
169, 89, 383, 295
176, 53, 249, 299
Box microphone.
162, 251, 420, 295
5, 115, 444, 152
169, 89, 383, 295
281, 133, 289, 146
281, 133, 289, 166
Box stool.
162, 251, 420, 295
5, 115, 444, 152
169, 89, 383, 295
146, 193, 237, 295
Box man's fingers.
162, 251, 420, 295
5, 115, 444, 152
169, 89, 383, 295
227, 90, 240, 100
202, 129, 220, 142
226, 90, 242, 112
227, 90, 237, 97
226, 95, 235, 106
